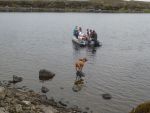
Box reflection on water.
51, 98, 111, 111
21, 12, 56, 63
72, 78, 85, 92
72, 41, 99, 61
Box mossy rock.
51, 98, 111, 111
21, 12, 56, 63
130, 101, 150, 113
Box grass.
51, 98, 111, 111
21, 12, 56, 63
129, 101, 150, 113
0, 0, 150, 12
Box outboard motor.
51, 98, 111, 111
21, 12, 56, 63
94, 40, 100, 47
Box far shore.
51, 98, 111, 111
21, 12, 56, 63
0, 7, 148, 13
0, 0, 150, 13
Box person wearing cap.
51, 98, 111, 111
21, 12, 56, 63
73, 26, 79, 38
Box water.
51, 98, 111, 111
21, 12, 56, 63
0, 13, 150, 113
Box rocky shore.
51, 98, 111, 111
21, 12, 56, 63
0, 80, 84, 113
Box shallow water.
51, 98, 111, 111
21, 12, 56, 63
0, 13, 150, 113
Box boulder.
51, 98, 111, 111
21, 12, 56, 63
9, 75, 23, 83
0, 86, 6, 99
39, 69, 55, 81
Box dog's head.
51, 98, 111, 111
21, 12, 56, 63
82, 57, 88, 62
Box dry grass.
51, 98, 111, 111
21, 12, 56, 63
129, 101, 150, 113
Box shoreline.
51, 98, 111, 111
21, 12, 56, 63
0, 79, 86, 113
0, 7, 148, 13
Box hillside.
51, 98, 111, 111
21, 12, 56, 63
0, 0, 150, 12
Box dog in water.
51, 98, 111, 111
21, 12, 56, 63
75, 58, 87, 80
75, 58, 87, 72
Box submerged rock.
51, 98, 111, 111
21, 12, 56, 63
39, 69, 55, 81
41, 86, 49, 93
58, 101, 67, 107
60, 87, 64, 90
85, 107, 90, 111
102, 93, 112, 100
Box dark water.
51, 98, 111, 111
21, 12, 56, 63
0, 13, 150, 113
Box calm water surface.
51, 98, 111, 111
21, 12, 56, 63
0, 13, 150, 113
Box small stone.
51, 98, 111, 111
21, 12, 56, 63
31, 105, 36, 111
23, 106, 31, 110
15, 104, 22, 113
22, 101, 31, 106
58, 101, 67, 107
102, 93, 112, 100
85, 107, 90, 110
41, 86, 49, 93
0, 102, 6, 107
60, 87, 64, 90
12, 75, 23, 83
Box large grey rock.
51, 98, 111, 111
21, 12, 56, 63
0, 86, 6, 99
39, 69, 55, 80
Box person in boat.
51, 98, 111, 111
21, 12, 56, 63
92, 30, 97, 41
78, 28, 85, 40
78, 27, 82, 33
73, 26, 79, 38
75, 58, 88, 80
86, 29, 91, 43
86, 29, 90, 39
91, 30, 98, 46
89, 29, 93, 39
78, 27, 83, 37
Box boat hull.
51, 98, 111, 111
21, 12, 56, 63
72, 37, 87, 47
72, 36, 102, 47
